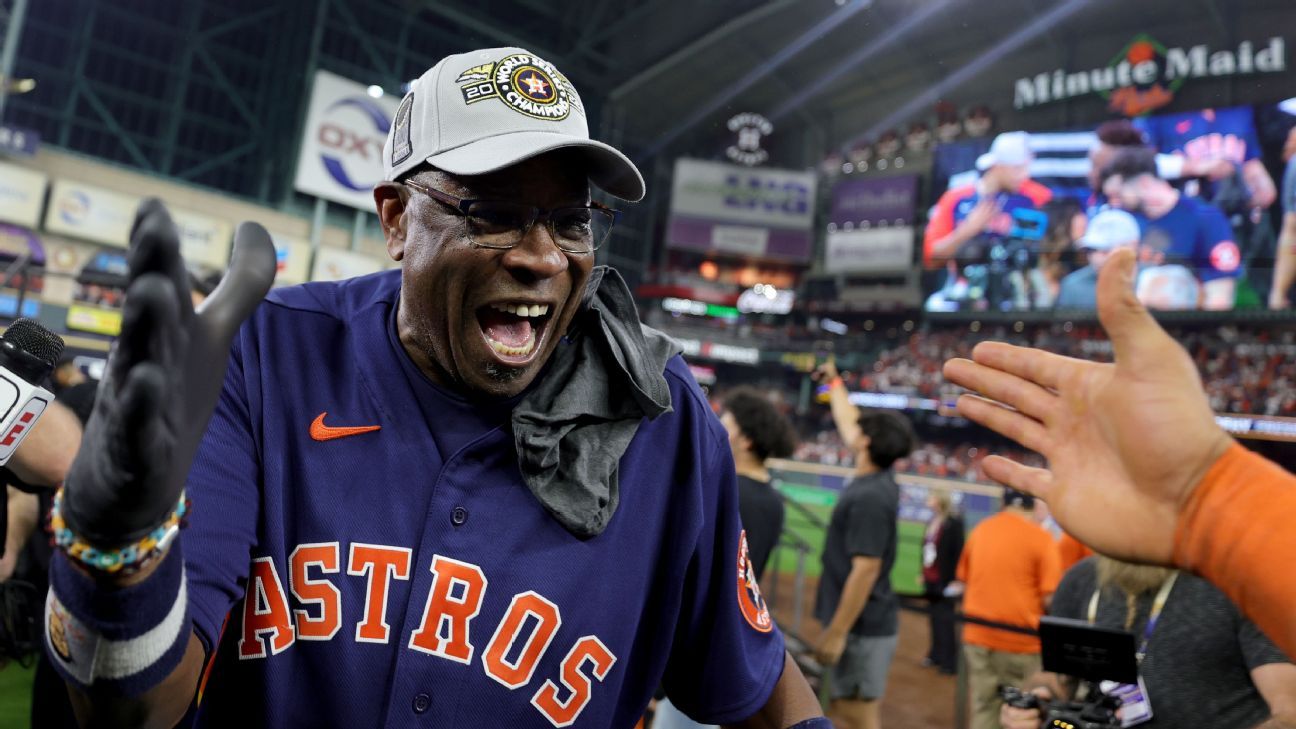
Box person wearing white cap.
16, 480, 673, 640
1055, 209, 1141, 310
46, 48, 826, 729
923, 132, 1053, 309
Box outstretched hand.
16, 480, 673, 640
62, 200, 276, 547
942, 249, 1232, 564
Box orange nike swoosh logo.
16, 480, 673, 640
309, 412, 381, 442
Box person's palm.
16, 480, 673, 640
944, 249, 1231, 564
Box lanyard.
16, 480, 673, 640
1087, 572, 1178, 665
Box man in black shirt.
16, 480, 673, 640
813, 361, 915, 729
720, 387, 797, 580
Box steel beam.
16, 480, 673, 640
0, 0, 29, 123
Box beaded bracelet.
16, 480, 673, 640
50, 488, 189, 574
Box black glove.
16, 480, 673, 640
61, 199, 275, 546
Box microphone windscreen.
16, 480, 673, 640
3, 318, 66, 371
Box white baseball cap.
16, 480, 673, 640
976, 131, 1033, 171
1079, 209, 1141, 250
383, 47, 645, 201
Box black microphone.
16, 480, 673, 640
0, 318, 66, 465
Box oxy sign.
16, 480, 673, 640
294, 71, 400, 210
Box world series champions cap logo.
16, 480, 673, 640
455, 53, 582, 121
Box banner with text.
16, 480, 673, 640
824, 175, 918, 272
667, 158, 816, 263
294, 71, 400, 210
0, 162, 48, 228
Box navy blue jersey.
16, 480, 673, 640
1137, 107, 1261, 201
181, 270, 784, 727
1136, 196, 1241, 283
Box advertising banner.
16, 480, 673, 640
269, 234, 314, 286
667, 158, 816, 262
293, 71, 400, 210
171, 209, 232, 270
311, 247, 383, 282
827, 175, 918, 227
0, 162, 48, 228
824, 227, 915, 273
44, 180, 136, 248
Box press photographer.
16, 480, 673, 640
1000, 556, 1296, 729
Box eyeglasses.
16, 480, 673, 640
403, 179, 620, 255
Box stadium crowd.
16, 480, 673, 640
845, 323, 1296, 416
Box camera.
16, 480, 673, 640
996, 616, 1145, 729
1000, 685, 1122, 729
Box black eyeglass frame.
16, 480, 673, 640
402, 179, 621, 254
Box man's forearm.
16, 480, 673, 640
1252, 718, 1296, 728
927, 225, 977, 265
8, 401, 82, 487
723, 653, 824, 729
826, 561, 880, 635
1271, 215, 1296, 305
826, 377, 861, 448
1202, 278, 1236, 311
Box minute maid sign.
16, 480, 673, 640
1014, 35, 1286, 116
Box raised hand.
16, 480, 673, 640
942, 249, 1232, 564
61, 199, 275, 549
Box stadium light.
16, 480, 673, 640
366, 85, 384, 99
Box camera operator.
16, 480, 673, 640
1000, 555, 1296, 729
924, 132, 1054, 309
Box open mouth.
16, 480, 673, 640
476, 301, 554, 365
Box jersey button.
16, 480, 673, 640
412, 693, 430, 714
451, 506, 468, 526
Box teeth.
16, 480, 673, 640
488, 302, 550, 318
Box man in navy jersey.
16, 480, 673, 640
1101, 146, 1241, 310
1136, 106, 1276, 211
43, 47, 824, 729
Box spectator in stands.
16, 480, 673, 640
1102, 146, 1242, 310
813, 362, 915, 729
952, 488, 1062, 729
1055, 209, 1141, 310
1001, 556, 1296, 729
1270, 127, 1296, 309
922, 491, 963, 675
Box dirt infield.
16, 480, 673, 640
772, 579, 957, 728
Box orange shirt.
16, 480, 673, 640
957, 510, 1062, 653
1175, 443, 1296, 659
1057, 532, 1094, 573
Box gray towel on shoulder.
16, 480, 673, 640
512, 266, 680, 538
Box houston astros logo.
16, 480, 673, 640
48, 605, 72, 662
455, 54, 578, 121
736, 530, 773, 633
